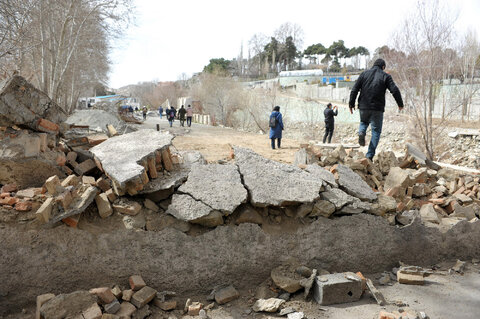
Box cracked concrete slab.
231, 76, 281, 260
304, 164, 338, 187
178, 164, 247, 213
90, 130, 173, 193
334, 164, 377, 201
167, 194, 215, 222
234, 147, 324, 207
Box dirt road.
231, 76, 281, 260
143, 115, 301, 163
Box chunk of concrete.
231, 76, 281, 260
179, 164, 247, 213
116, 302, 136, 317
112, 199, 142, 216
333, 164, 377, 201
49, 186, 98, 224
131, 286, 156, 308
252, 298, 285, 312
310, 200, 336, 217
321, 188, 356, 209
36, 293, 55, 319
384, 167, 411, 193
235, 205, 263, 225
271, 265, 304, 293
90, 130, 174, 194
213, 285, 240, 304
167, 194, 213, 223
82, 303, 102, 319
40, 290, 97, 319
304, 164, 337, 187
397, 272, 424, 285
0, 75, 67, 129
313, 273, 363, 305
450, 203, 476, 220
95, 193, 113, 218
234, 147, 324, 207
419, 204, 441, 224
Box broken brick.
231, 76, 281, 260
96, 177, 111, 192
131, 286, 156, 308
129, 275, 146, 291
35, 197, 54, 223
0, 197, 18, 206
66, 151, 77, 163
74, 159, 97, 175
36, 293, 55, 319
62, 214, 80, 228
82, 176, 96, 185
36, 118, 59, 134
15, 201, 32, 212
105, 189, 117, 203
56, 190, 73, 210
1, 183, 17, 193
95, 193, 113, 218
89, 287, 116, 304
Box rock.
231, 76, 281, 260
116, 302, 136, 318
271, 265, 303, 293
293, 148, 308, 166
299, 269, 317, 299
0, 75, 67, 129
234, 147, 324, 206
321, 188, 355, 209
89, 287, 116, 304
123, 213, 146, 230
198, 309, 207, 319
252, 298, 285, 312
255, 280, 277, 300
454, 193, 473, 204
295, 266, 313, 278
366, 279, 386, 306
90, 130, 174, 195
95, 193, 113, 218
111, 286, 122, 299
235, 205, 263, 225
166, 194, 214, 223
396, 210, 418, 226
397, 272, 424, 285
122, 290, 134, 302
279, 307, 296, 316
441, 217, 467, 228
333, 164, 377, 201
375, 151, 399, 175
384, 167, 411, 193
143, 198, 159, 212
193, 210, 224, 227
129, 275, 146, 291
131, 286, 157, 308
36, 293, 55, 319
153, 299, 177, 311
287, 312, 305, 319
187, 302, 203, 316
339, 199, 371, 215
213, 285, 240, 304
82, 303, 102, 319
370, 194, 397, 216
179, 164, 247, 213
450, 203, 477, 220
35, 197, 54, 223
412, 184, 431, 197
132, 304, 151, 319
313, 272, 363, 305
452, 260, 466, 273
104, 299, 121, 314
304, 164, 337, 187
113, 199, 142, 216
419, 204, 441, 224
310, 200, 336, 217
294, 202, 314, 218
40, 290, 97, 319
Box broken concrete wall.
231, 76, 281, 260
1, 215, 480, 314
0, 75, 67, 130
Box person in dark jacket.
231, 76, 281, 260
349, 58, 404, 160
167, 106, 176, 127
178, 105, 187, 126
159, 106, 163, 119
269, 106, 284, 149
323, 103, 338, 143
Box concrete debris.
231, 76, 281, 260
366, 278, 386, 306
252, 298, 285, 312
178, 164, 247, 213
65, 109, 126, 134
451, 259, 466, 273
234, 147, 324, 206
331, 164, 377, 201
271, 264, 304, 293
39, 290, 97, 319
211, 285, 239, 304
90, 130, 174, 195
313, 272, 363, 305
0, 75, 67, 130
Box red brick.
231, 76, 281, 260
396, 202, 406, 211
429, 198, 445, 205
445, 200, 458, 214
385, 187, 400, 197
1, 183, 17, 193
0, 192, 10, 198
87, 134, 108, 146
62, 214, 80, 228
129, 275, 146, 291
37, 118, 59, 134
0, 197, 18, 206
378, 311, 396, 319
15, 201, 32, 212
454, 186, 466, 195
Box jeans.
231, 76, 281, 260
187, 116, 192, 127
159, 113, 162, 119
180, 119, 185, 126
359, 110, 384, 159
271, 138, 281, 149
168, 119, 173, 127
323, 125, 334, 143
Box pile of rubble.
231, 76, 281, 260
441, 130, 480, 168
294, 142, 480, 230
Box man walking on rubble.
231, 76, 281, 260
323, 103, 338, 144
349, 58, 404, 161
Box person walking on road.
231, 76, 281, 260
142, 106, 148, 120
349, 58, 404, 161
167, 106, 176, 127
269, 106, 284, 149
178, 105, 187, 127
186, 105, 193, 127
159, 106, 163, 119
323, 103, 338, 144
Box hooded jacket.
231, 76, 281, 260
349, 65, 403, 112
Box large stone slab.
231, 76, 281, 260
304, 164, 337, 187
179, 164, 247, 213
167, 194, 215, 222
0, 75, 67, 129
90, 130, 173, 192
321, 188, 356, 209
234, 147, 323, 207
334, 164, 377, 201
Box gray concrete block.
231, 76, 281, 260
313, 272, 362, 305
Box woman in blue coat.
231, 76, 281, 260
269, 105, 284, 149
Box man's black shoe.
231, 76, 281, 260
358, 134, 366, 146
367, 157, 373, 161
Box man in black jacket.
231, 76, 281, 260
323, 103, 338, 143
349, 58, 404, 160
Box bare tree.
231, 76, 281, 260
390, 0, 458, 159
273, 22, 304, 50
458, 30, 480, 121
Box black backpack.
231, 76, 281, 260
269, 115, 277, 128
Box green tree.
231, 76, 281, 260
303, 43, 325, 64
203, 58, 232, 74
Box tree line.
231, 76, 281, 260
0, 0, 133, 112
